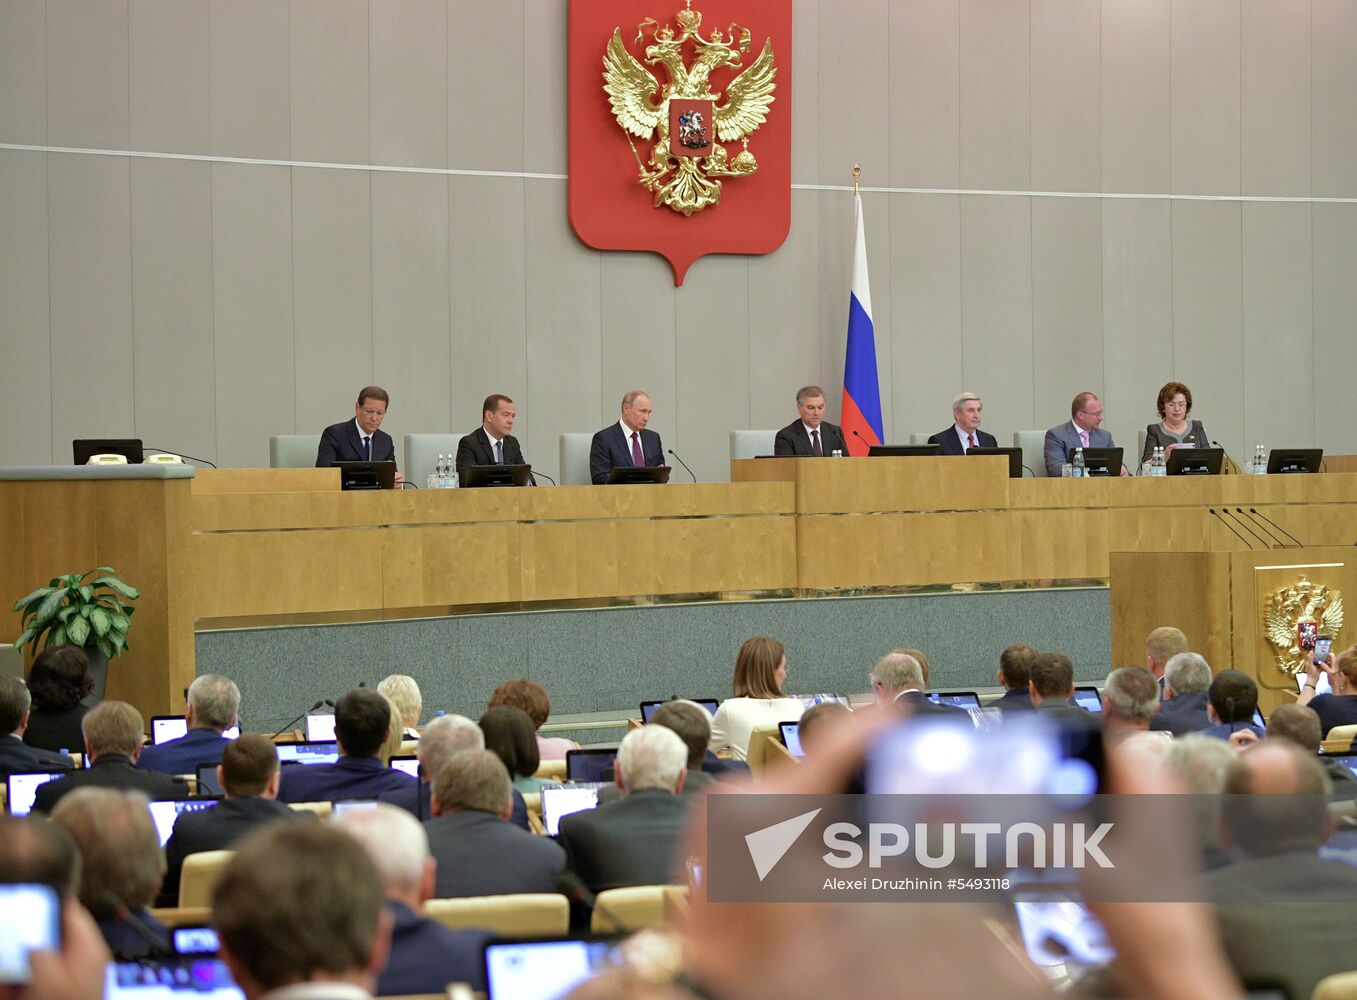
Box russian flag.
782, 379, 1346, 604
841, 192, 883, 456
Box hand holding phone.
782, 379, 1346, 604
0, 884, 61, 985
1314, 636, 1334, 667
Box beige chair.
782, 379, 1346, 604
908, 433, 931, 446
746, 725, 797, 775
559, 433, 594, 486
729, 430, 778, 460
591, 885, 689, 933
1322, 724, 1357, 755
288, 801, 333, 820
425, 894, 569, 937
269, 435, 321, 469
1013, 430, 1046, 477
148, 906, 214, 929
534, 759, 567, 782
178, 850, 234, 908
403, 434, 462, 487
1313, 971, 1357, 1000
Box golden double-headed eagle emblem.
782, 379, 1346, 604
603, 0, 777, 215
1264, 575, 1344, 676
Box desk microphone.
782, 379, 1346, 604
1247, 507, 1304, 547
668, 449, 697, 483
142, 445, 218, 469
1235, 508, 1287, 548
270, 701, 324, 740
852, 429, 872, 454
1211, 441, 1240, 476
1209, 508, 1253, 548
532, 469, 557, 485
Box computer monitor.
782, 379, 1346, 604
483, 937, 621, 1000
72, 439, 143, 465
565, 748, 617, 783
147, 799, 220, 847
639, 698, 720, 722
275, 741, 339, 766
868, 444, 941, 457
967, 446, 1024, 478
389, 755, 419, 778
1068, 447, 1124, 477
151, 716, 240, 745
605, 466, 671, 484
1073, 686, 1102, 713
1266, 448, 1322, 474
106, 956, 243, 1000
462, 463, 533, 488
540, 783, 607, 835
334, 460, 397, 490
1165, 447, 1223, 476
5, 771, 65, 816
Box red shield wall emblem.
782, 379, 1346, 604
568, 0, 793, 285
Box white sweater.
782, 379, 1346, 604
709, 696, 805, 761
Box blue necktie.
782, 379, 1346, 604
495, 440, 504, 464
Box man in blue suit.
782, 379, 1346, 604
1150, 652, 1213, 736
138, 674, 239, 776
589, 390, 665, 484
1043, 391, 1122, 476
928, 392, 998, 455
277, 688, 415, 804
316, 385, 403, 485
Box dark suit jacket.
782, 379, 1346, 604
276, 755, 416, 804
162, 796, 303, 899
22, 705, 88, 754
598, 768, 714, 805
32, 754, 189, 814
137, 728, 232, 776
377, 780, 531, 830
1149, 690, 1211, 736
454, 427, 529, 484
557, 787, 687, 894
893, 690, 971, 720
992, 688, 1034, 714
773, 420, 849, 458
316, 420, 397, 467
928, 426, 998, 456
699, 751, 750, 778
424, 809, 565, 898
0, 733, 74, 779
589, 424, 664, 485
378, 901, 490, 996
97, 910, 171, 961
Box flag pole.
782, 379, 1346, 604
852, 163, 861, 195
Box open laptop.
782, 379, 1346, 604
565, 749, 617, 784
1073, 686, 1102, 713
275, 741, 339, 766
540, 782, 608, 836
106, 925, 243, 1000
150, 716, 240, 745
389, 755, 420, 778
5, 770, 66, 816
926, 691, 981, 710
148, 799, 220, 847
639, 698, 720, 722
483, 936, 621, 1000
304, 713, 336, 742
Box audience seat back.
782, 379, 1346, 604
179, 850, 234, 908
424, 893, 569, 938
590, 884, 688, 933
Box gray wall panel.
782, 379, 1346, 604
0, 150, 51, 466
1241, 0, 1310, 197
959, 0, 1031, 191
0, 0, 47, 145
889, 0, 959, 189
1312, 0, 1357, 199
1031, 198, 1103, 432
788, 0, 819, 185
46, 0, 128, 149
1313, 205, 1357, 455
1031, 0, 1100, 193
290, 0, 369, 164
600, 256, 677, 441
448, 0, 523, 172
369, 0, 445, 170
522, 0, 567, 176
210, 0, 290, 159
1101, 0, 1170, 194
676, 262, 750, 482
130, 0, 210, 155
1170, 0, 1241, 196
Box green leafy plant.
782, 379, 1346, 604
12, 567, 139, 660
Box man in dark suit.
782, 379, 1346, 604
1029, 652, 1098, 727
455, 393, 532, 484
993, 644, 1037, 713
927, 391, 997, 455
32, 701, 188, 814
0, 676, 74, 779
424, 749, 565, 898
336, 803, 491, 994
277, 688, 415, 804
1150, 652, 1213, 736
315, 384, 403, 485
137, 674, 240, 776
773, 385, 849, 457
589, 389, 665, 484
870, 652, 969, 719
599, 700, 715, 805
1199, 670, 1265, 742
558, 725, 689, 895
162, 734, 304, 900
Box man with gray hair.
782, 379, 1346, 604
558, 725, 690, 895
335, 804, 489, 994
1101, 666, 1162, 742
1150, 652, 1213, 736
425, 749, 565, 898
0, 674, 74, 778
590, 389, 664, 484
928, 391, 996, 455
138, 674, 241, 775
32, 701, 187, 813
871, 652, 967, 718
774, 385, 849, 458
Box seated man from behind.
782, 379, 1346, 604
163, 733, 304, 900
335, 804, 490, 996
559, 724, 689, 895
796, 701, 851, 758
871, 652, 966, 718
1029, 653, 1099, 728
1150, 652, 1213, 736
0, 674, 74, 778
0, 812, 81, 898
1266, 703, 1357, 797
1206, 743, 1357, 1000
214, 822, 393, 1000
32, 701, 188, 813
50, 787, 169, 960
277, 688, 416, 803
993, 644, 1037, 713
1201, 670, 1264, 741
425, 749, 565, 898
601, 700, 717, 804
138, 674, 240, 775
1100, 667, 1162, 745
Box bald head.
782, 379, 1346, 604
1220, 743, 1332, 856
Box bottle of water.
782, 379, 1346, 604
1254, 444, 1266, 475
427, 455, 440, 490
1150, 447, 1162, 477
1072, 447, 1086, 478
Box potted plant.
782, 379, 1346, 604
12, 567, 139, 706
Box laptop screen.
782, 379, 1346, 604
389, 755, 419, 778
565, 750, 617, 784
275, 742, 339, 766
304, 714, 337, 742
639, 698, 720, 722
106, 958, 243, 1000
926, 691, 981, 709
148, 800, 219, 847
150, 717, 241, 745
540, 783, 606, 836
5, 772, 65, 817
1073, 687, 1103, 713
484, 938, 620, 1000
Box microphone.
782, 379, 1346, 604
270, 701, 324, 740
1211, 441, 1239, 476
324, 699, 336, 708
1235, 508, 1287, 548
1021, 465, 1037, 477
532, 469, 557, 485
556, 870, 633, 932
1221, 508, 1271, 548
851, 429, 874, 455
142, 445, 218, 469
1209, 509, 1253, 548
668, 449, 697, 483
1248, 507, 1304, 547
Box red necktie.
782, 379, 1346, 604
631, 432, 644, 467
967, 433, 976, 451
812, 429, 822, 456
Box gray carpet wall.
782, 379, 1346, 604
198, 588, 1111, 734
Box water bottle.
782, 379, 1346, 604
1072, 447, 1086, 478
1158, 447, 1168, 476
1254, 444, 1266, 475
427, 455, 440, 490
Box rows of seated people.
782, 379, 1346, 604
3, 631, 1357, 1000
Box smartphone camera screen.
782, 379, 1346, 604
1315, 636, 1333, 665
0, 883, 61, 984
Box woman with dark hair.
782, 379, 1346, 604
23, 646, 93, 753
479, 705, 556, 794
1141, 381, 1211, 466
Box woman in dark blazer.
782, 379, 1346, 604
23, 646, 92, 753
1142, 380, 1211, 466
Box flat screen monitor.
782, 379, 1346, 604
151, 716, 240, 745
1068, 447, 1123, 477
463, 463, 533, 488
484, 937, 621, 1000
195, 764, 223, 796
389, 755, 420, 778
565, 748, 617, 783
304, 713, 336, 742
148, 799, 219, 847
275, 741, 339, 766
967, 446, 1024, 478
334, 460, 397, 490
540, 783, 607, 835
5, 771, 65, 816
605, 466, 671, 485
778, 721, 805, 757
1073, 686, 1102, 713
868, 444, 941, 457
72, 439, 143, 465
639, 698, 720, 722
1165, 447, 1223, 476
1266, 448, 1322, 475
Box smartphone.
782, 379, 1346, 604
1315, 635, 1333, 665
0, 883, 62, 984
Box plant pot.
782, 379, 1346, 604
80, 646, 110, 708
